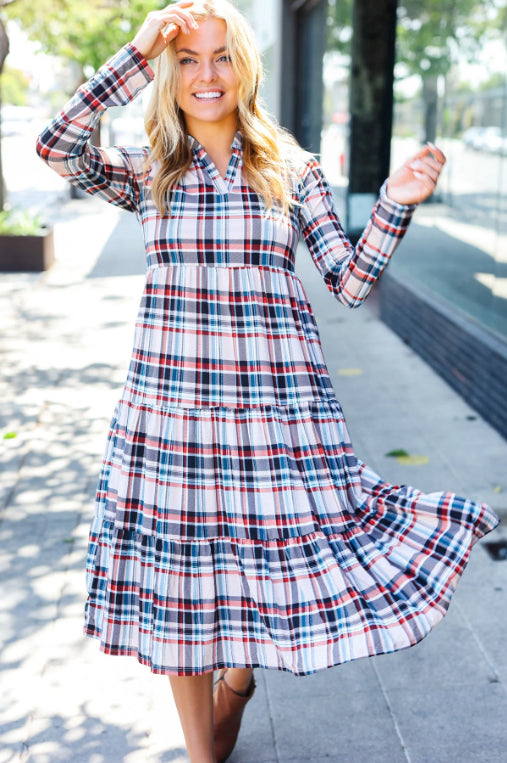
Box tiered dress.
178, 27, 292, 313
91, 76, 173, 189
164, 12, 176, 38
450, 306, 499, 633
37, 44, 499, 676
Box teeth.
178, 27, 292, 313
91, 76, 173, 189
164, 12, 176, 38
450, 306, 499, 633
194, 92, 223, 100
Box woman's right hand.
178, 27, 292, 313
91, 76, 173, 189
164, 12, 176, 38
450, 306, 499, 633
131, 1, 200, 60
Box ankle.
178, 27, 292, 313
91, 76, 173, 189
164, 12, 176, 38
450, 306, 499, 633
189, 752, 215, 763
223, 667, 254, 696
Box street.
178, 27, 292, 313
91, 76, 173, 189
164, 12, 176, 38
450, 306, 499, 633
2, 130, 70, 218
391, 136, 507, 242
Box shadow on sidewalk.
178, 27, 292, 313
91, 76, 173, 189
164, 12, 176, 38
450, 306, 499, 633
1, 710, 172, 762
87, 211, 145, 279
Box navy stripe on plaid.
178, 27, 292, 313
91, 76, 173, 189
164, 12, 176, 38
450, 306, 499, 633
37, 43, 499, 677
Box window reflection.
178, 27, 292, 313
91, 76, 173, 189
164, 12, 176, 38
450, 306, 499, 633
391, 2, 507, 340
321, 0, 507, 342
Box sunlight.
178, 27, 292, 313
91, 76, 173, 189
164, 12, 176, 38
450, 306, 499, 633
474, 272, 507, 299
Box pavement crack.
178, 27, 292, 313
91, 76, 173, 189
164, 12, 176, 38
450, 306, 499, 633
455, 599, 503, 691
262, 671, 282, 763
372, 661, 413, 763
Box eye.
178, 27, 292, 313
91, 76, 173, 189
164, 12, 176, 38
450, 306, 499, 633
217, 54, 231, 63
179, 57, 196, 65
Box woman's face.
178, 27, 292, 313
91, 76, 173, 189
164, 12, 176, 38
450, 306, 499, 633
174, 17, 239, 135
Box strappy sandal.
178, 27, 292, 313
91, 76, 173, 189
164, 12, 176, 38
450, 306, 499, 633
213, 668, 256, 763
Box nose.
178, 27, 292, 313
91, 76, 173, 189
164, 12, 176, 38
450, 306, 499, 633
198, 58, 218, 83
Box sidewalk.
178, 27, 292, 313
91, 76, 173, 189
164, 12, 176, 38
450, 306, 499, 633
1, 194, 506, 763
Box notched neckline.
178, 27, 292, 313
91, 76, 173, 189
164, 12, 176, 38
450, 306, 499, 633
188, 131, 243, 194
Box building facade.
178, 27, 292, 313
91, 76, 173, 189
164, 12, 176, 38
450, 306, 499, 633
243, 0, 507, 440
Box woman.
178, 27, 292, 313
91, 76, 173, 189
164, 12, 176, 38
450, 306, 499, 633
36, 2, 499, 762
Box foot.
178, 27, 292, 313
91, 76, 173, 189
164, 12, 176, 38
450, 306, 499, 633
213, 668, 255, 763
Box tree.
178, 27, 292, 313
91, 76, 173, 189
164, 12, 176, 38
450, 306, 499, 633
0, 0, 17, 211
2, 0, 165, 202
395, 0, 506, 143
327, 0, 507, 144
1, 63, 30, 105
0, 12, 7, 71
0, 0, 176, 211
5, 0, 165, 84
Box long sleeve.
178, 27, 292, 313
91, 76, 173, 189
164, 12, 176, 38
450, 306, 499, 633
298, 159, 416, 308
36, 43, 154, 212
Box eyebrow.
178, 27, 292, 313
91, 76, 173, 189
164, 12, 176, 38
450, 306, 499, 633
175, 46, 227, 55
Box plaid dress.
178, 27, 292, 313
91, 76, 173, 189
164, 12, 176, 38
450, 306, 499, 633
37, 44, 499, 676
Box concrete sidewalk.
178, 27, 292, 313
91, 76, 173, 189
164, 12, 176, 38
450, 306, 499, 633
1, 195, 506, 763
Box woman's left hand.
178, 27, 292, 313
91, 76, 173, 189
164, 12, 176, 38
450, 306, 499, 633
386, 143, 446, 205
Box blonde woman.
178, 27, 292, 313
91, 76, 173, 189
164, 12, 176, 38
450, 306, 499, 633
37, 2, 498, 761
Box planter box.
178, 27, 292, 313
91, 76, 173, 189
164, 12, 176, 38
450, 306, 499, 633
0, 227, 55, 272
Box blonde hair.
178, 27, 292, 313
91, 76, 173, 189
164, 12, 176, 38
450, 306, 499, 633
144, 0, 306, 215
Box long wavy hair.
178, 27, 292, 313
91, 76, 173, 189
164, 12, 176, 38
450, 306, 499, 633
144, 0, 306, 215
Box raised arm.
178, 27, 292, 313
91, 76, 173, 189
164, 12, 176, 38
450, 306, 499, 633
36, 44, 154, 212
36, 2, 204, 212
298, 144, 446, 308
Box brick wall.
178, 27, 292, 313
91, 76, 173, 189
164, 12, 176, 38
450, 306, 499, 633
380, 271, 507, 440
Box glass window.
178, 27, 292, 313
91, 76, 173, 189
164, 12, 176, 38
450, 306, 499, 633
320, 0, 353, 220
235, 0, 281, 117
390, 1, 507, 341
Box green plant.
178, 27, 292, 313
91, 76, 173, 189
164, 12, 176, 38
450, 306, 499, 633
0, 209, 46, 235
0, 64, 30, 106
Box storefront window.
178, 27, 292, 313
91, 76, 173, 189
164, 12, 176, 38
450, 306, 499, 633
321, 1, 507, 343
235, 0, 282, 118
390, 2, 507, 341
320, 0, 353, 219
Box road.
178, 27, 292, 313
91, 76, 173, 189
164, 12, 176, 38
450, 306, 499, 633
391, 136, 507, 240
2, 126, 69, 219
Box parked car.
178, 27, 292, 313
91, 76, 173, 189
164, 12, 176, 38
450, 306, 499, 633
462, 126, 486, 149
480, 127, 503, 153
462, 125, 505, 154
109, 116, 147, 146
0, 105, 38, 137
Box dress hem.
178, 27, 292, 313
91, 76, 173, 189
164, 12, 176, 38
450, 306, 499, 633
83, 604, 448, 678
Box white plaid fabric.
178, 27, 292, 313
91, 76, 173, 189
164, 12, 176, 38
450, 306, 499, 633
37, 44, 499, 676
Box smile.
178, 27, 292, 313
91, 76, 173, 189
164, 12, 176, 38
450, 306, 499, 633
193, 91, 224, 101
